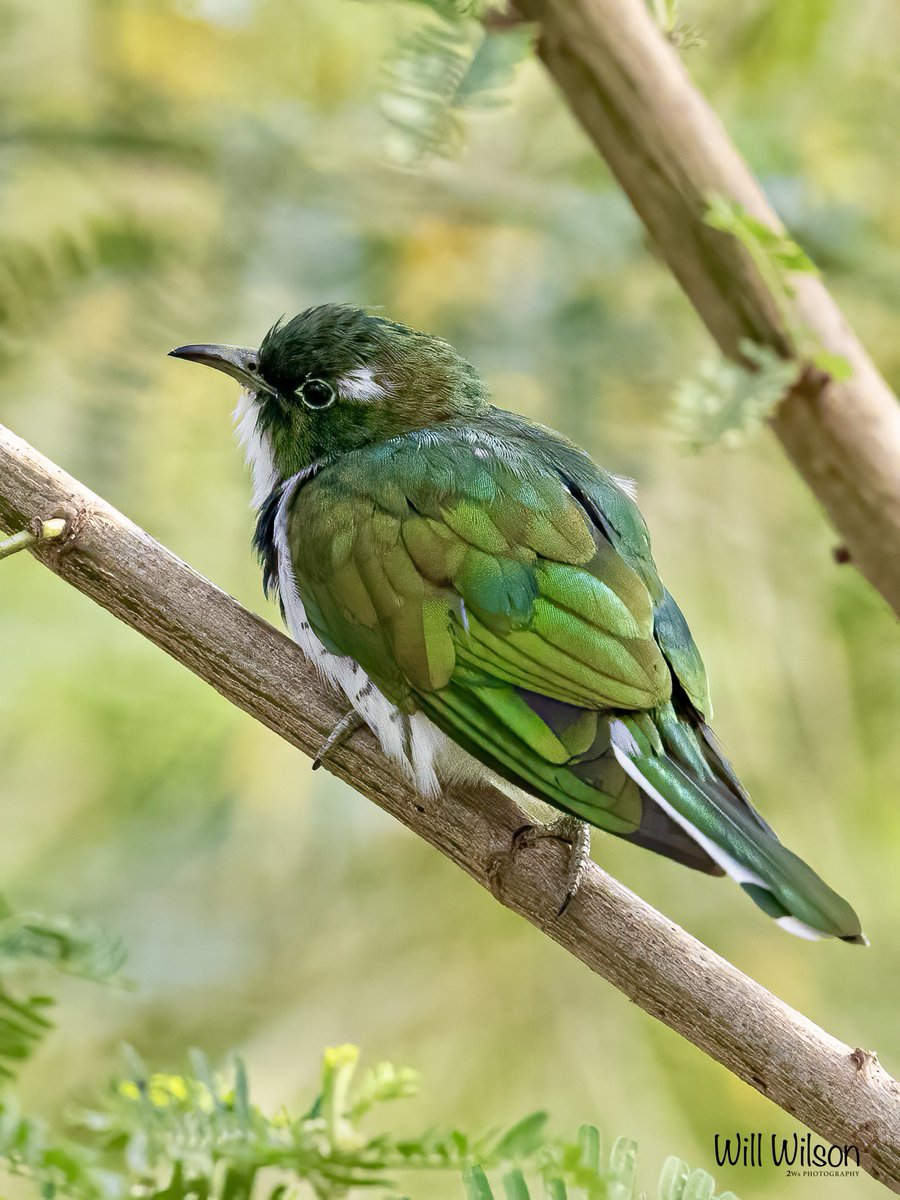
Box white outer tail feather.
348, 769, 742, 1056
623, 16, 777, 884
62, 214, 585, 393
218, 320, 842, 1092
609, 719, 828, 941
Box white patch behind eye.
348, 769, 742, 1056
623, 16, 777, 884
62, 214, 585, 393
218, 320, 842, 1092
338, 367, 389, 402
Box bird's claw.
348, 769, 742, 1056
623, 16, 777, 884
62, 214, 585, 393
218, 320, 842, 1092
512, 815, 592, 916
312, 710, 365, 770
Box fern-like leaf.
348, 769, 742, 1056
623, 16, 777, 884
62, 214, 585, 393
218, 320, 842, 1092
380, 6, 533, 162
671, 339, 801, 451
0, 905, 125, 1082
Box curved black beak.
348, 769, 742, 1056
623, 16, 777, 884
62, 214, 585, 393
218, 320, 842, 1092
168, 343, 276, 395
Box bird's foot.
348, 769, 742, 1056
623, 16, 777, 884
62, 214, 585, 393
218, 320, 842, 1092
512, 815, 592, 916
312, 710, 365, 770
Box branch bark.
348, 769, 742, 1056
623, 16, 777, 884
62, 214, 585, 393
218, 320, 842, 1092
511, 0, 900, 617
2, 422, 899, 1190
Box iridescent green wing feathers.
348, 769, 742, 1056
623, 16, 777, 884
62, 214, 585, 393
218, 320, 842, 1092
289, 417, 703, 842
291, 421, 679, 704
285, 415, 864, 940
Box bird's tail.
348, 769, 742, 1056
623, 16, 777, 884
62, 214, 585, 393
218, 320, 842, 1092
609, 708, 866, 944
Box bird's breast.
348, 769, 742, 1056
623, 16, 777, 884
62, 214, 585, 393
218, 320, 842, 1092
260, 471, 458, 798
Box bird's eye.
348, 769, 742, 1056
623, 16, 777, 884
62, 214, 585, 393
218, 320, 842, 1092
296, 378, 336, 410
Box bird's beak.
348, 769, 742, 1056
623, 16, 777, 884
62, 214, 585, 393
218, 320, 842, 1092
168, 343, 276, 396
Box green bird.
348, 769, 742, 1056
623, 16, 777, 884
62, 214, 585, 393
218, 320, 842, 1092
170, 305, 865, 944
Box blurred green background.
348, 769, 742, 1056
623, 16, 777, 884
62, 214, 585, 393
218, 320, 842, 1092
1, 0, 898, 1196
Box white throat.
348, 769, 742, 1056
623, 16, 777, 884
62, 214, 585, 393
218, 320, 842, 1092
233, 388, 278, 508
229, 382, 481, 801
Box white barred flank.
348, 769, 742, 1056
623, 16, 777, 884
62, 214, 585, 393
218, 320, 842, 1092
236, 388, 467, 798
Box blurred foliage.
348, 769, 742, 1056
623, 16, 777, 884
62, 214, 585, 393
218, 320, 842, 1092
0, 918, 740, 1200
378, 3, 533, 164
647, 0, 705, 51
670, 341, 799, 452
377, 6, 847, 442
704, 195, 818, 281
0, 0, 898, 1199
703, 197, 851, 382
0, 214, 173, 340
1, 1044, 741, 1200
0, 904, 126, 1080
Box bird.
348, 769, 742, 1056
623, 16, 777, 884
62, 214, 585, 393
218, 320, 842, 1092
170, 304, 865, 944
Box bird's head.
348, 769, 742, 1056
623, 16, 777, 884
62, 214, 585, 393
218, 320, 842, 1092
170, 304, 489, 502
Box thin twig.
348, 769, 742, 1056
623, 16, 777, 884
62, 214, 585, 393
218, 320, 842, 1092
1, 421, 898, 1192
512, 0, 900, 617
0, 517, 66, 561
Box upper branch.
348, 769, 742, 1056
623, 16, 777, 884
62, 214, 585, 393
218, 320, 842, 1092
512, 0, 900, 616
1, 421, 899, 1190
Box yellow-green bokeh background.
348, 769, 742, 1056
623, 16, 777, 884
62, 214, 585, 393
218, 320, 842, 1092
1, 0, 899, 1196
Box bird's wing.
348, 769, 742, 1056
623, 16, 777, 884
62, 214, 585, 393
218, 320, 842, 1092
285, 422, 722, 868
284, 423, 865, 938
288, 425, 672, 709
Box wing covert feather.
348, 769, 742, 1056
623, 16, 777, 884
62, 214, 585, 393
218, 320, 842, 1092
290, 440, 671, 713
283, 421, 721, 860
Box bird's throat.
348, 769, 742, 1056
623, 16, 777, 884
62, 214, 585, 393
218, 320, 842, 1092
234, 390, 279, 508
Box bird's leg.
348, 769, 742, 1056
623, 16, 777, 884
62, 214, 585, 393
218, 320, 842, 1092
512, 815, 592, 916
312, 709, 365, 770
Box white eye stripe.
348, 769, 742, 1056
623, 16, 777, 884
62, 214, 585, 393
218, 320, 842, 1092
337, 366, 390, 402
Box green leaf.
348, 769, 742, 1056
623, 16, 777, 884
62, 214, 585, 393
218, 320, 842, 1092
456, 26, 535, 109
809, 347, 853, 381
0, 990, 55, 1079
0, 908, 125, 1081
0, 912, 126, 984
648, 0, 705, 49
392, 0, 510, 17
232, 1059, 251, 1128
577, 1124, 601, 1173
705, 196, 818, 278
351, 1060, 420, 1119
464, 1164, 496, 1200
0, 1036, 742, 1200
0, 214, 172, 338
682, 1167, 716, 1200
380, 8, 532, 163
671, 339, 801, 451
501, 1167, 531, 1200
608, 1135, 637, 1197
381, 18, 475, 161
702, 198, 857, 386
493, 1111, 549, 1159
658, 1156, 691, 1200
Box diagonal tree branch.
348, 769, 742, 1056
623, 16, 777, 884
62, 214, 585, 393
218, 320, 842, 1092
2, 420, 899, 1191
511, 0, 900, 617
